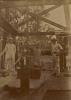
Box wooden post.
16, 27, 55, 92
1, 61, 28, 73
1, 8, 9, 69
63, 0, 71, 70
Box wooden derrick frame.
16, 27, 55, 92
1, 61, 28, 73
0, 0, 70, 36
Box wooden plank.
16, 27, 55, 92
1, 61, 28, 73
0, 0, 70, 8
64, 3, 71, 31
39, 5, 61, 16
19, 11, 66, 30
0, 15, 19, 36
40, 17, 66, 30
19, 5, 61, 26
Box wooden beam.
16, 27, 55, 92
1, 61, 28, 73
0, 15, 19, 36
19, 10, 66, 30
18, 4, 61, 26
40, 17, 66, 30
27, 11, 66, 30
0, 0, 70, 8
64, 1, 71, 31
0, 1, 62, 8
39, 5, 61, 16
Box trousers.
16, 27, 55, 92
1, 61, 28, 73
5, 54, 15, 74
52, 54, 60, 75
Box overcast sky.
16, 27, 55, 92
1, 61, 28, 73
46, 5, 71, 30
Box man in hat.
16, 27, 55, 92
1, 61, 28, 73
4, 37, 16, 75
51, 35, 63, 76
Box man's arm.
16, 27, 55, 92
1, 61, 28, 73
58, 44, 63, 50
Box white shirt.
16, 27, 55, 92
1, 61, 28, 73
51, 42, 63, 54
5, 43, 16, 58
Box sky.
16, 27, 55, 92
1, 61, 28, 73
45, 5, 71, 30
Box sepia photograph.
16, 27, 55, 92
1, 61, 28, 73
0, 0, 71, 100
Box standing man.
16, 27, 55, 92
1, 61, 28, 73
51, 35, 63, 76
4, 37, 16, 75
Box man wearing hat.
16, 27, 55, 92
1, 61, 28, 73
51, 35, 63, 77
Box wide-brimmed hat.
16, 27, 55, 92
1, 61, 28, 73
46, 35, 50, 38
51, 35, 57, 40
7, 37, 13, 41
